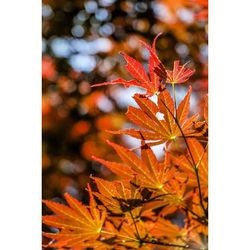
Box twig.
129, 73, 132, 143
159, 97, 208, 218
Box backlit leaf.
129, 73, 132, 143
111, 87, 198, 145
42, 185, 106, 248
92, 34, 163, 96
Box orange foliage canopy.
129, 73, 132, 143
43, 34, 208, 250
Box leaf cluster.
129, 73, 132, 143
43, 34, 208, 250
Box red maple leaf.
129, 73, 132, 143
166, 60, 195, 84
91, 34, 162, 96
153, 59, 195, 84
139, 37, 195, 86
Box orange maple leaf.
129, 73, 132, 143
42, 184, 106, 248
109, 86, 198, 145
94, 140, 173, 191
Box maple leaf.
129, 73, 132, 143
109, 86, 199, 145
153, 59, 195, 85
42, 184, 106, 249
91, 34, 162, 96
165, 60, 195, 84
173, 138, 208, 191
96, 140, 175, 191
140, 40, 194, 85
140, 38, 195, 85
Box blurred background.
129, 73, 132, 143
42, 0, 208, 203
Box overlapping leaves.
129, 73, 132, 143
92, 34, 162, 96
93, 140, 191, 215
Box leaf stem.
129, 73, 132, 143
172, 83, 177, 117
129, 210, 141, 240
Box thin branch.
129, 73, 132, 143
159, 98, 208, 218
185, 207, 208, 225
129, 210, 141, 240
172, 83, 177, 117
